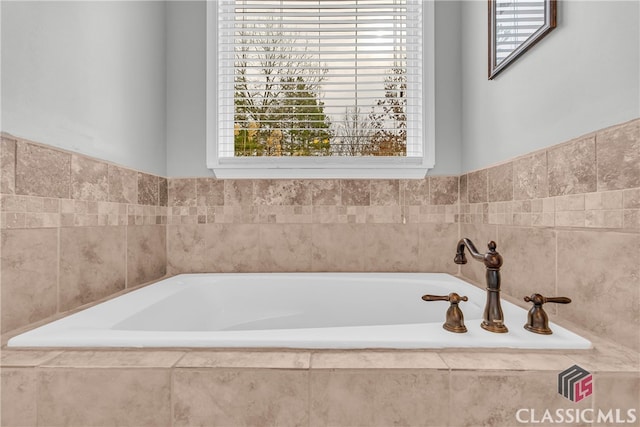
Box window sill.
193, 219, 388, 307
208, 157, 433, 179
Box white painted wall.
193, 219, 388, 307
461, 0, 640, 172
165, 0, 463, 177
4, 1, 635, 177
166, 1, 208, 177
1, 1, 167, 176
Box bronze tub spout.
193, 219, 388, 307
455, 238, 508, 333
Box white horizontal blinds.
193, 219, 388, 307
218, 0, 423, 157
495, 0, 546, 64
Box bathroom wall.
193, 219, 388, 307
165, 0, 463, 177
0, 134, 167, 334
458, 118, 640, 352
0, 1, 167, 176
461, 0, 640, 172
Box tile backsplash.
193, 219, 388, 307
457, 118, 639, 351
1, 118, 638, 351
0, 135, 167, 334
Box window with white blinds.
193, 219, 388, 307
207, 0, 434, 178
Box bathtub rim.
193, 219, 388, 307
5, 272, 593, 350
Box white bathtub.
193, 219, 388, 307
8, 273, 591, 349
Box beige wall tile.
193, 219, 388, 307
224, 179, 254, 206
370, 179, 399, 206
441, 352, 574, 371
177, 351, 310, 369
557, 230, 640, 351
173, 369, 309, 427
555, 210, 586, 227
59, 226, 126, 311
1, 368, 37, 427
459, 174, 468, 204
15, 141, 70, 198
514, 151, 548, 200
71, 155, 108, 201
312, 205, 347, 223
488, 162, 514, 202
107, 164, 137, 204
430, 176, 459, 205
310, 180, 341, 206
365, 205, 402, 223
568, 343, 640, 373
137, 172, 158, 206
1, 212, 26, 229
311, 352, 447, 369
363, 224, 419, 271
585, 191, 623, 210
168, 178, 197, 207
1, 228, 58, 333
556, 193, 585, 211
548, 135, 597, 196
310, 370, 449, 427
311, 223, 365, 271
450, 371, 591, 427
196, 177, 224, 206
498, 226, 556, 306
341, 179, 370, 206
1, 136, 16, 194
592, 372, 640, 411
159, 176, 168, 207
1, 351, 62, 367
37, 368, 171, 426
597, 119, 640, 191
42, 351, 183, 368
259, 224, 312, 271
402, 177, 430, 205
623, 209, 640, 230
127, 225, 166, 287
254, 179, 311, 205
167, 224, 207, 274
418, 222, 459, 273
585, 210, 623, 228
204, 223, 260, 272
623, 188, 640, 209
468, 169, 488, 203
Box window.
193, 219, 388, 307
207, 0, 434, 178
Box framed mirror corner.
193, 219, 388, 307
488, 0, 557, 80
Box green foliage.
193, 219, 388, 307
367, 67, 407, 156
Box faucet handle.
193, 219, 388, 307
524, 293, 571, 306
422, 293, 469, 333
422, 293, 468, 304
523, 293, 571, 334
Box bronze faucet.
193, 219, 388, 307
523, 293, 572, 334
454, 238, 508, 333
422, 292, 468, 333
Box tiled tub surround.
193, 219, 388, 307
165, 177, 459, 274
457, 118, 640, 353
0, 134, 168, 335
1, 118, 639, 426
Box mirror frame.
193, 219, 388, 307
488, 0, 557, 80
